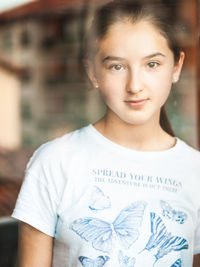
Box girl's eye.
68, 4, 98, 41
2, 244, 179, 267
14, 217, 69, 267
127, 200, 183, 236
110, 64, 125, 71
147, 62, 160, 69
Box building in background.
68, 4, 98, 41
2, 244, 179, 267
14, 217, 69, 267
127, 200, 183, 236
0, 0, 104, 149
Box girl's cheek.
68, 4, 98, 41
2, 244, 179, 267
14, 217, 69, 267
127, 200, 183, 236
147, 71, 172, 86
99, 74, 125, 86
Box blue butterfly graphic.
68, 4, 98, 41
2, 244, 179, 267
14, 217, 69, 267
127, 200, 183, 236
171, 258, 182, 267
118, 250, 136, 267
71, 201, 147, 253
79, 255, 110, 267
160, 200, 187, 224
142, 213, 188, 265
89, 187, 111, 211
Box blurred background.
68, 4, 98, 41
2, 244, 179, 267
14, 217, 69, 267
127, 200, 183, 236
0, 0, 199, 266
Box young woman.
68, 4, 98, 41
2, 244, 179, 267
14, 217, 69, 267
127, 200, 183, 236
12, 0, 200, 266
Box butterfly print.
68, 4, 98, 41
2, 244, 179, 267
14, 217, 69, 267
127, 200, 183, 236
79, 255, 110, 267
143, 213, 188, 265
89, 187, 111, 211
160, 200, 187, 224
118, 250, 136, 267
171, 258, 182, 267
71, 201, 146, 253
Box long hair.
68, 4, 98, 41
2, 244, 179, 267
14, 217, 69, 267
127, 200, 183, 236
160, 106, 175, 136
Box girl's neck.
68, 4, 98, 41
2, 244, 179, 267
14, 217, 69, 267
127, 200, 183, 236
93, 115, 176, 152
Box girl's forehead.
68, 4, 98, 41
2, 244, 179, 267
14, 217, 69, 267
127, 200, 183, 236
97, 21, 172, 58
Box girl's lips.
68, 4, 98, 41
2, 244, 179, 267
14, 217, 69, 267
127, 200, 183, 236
124, 99, 148, 108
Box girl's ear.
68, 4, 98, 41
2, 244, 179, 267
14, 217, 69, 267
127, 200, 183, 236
84, 60, 99, 88
172, 51, 185, 83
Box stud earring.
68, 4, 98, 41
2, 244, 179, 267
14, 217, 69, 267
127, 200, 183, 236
95, 85, 99, 88
173, 76, 178, 83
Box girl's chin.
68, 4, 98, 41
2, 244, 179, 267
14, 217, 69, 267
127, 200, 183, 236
113, 117, 154, 127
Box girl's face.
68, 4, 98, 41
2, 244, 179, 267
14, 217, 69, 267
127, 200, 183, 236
88, 20, 184, 126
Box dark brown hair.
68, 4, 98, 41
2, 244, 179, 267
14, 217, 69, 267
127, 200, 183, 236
83, 0, 185, 136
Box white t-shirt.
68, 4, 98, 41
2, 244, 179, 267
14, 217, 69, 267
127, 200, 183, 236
12, 125, 200, 267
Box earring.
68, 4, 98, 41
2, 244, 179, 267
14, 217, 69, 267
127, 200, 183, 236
173, 76, 178, 83
95, 85, 99, 88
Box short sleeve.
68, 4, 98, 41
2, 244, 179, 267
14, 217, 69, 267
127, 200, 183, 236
12, 142, 65, 237
194, 208, 200, 255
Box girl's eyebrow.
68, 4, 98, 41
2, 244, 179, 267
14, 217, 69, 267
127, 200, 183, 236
143, 52, 166, 59
102, 53, 166, 63
102, 56, 126, 63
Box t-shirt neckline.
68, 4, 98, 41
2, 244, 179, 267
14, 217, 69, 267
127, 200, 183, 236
86, 124, 182, 158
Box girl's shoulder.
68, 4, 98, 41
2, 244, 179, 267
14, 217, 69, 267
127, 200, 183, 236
177, 137, 200, 153
26, 125, 92, 170
176, 137, 200, 163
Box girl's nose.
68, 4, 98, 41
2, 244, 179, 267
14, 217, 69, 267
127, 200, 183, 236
126, 70, 143, 94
